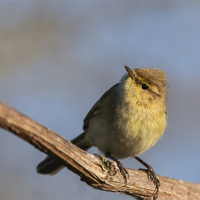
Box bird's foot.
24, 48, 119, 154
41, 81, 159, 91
135, 157, 160, 199
139, 167, 160, 198
115, 159, 129, 184
106, 154, 129, 184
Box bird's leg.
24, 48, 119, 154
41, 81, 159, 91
135, 156, 160, 196
106, 153, 129, 184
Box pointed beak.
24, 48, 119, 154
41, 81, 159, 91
124, 66, 135, 80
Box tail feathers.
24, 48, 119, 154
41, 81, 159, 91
37, 132, 92, 175
37, 156, 64, 175
71, 131, 92, 151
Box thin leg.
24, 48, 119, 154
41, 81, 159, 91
106, 153, 129, 183
135, 156, 160, 196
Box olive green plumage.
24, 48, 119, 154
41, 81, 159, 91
37, 66, 167, 175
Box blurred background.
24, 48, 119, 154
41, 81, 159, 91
0, 1, 200, 199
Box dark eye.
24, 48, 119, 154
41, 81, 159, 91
141, 84, 149, 90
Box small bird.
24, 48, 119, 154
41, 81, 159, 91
37, 66, 167, 194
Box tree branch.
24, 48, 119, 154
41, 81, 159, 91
0, 101, 199, 199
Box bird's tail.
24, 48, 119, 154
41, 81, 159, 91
36, 132, 92, 175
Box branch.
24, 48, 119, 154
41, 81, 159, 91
0, 101, 199, 200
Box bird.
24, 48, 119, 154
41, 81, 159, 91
37, 66, 167, 195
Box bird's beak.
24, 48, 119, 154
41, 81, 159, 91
124, 66, 135, 80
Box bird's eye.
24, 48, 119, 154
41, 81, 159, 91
141, 84, 149, 90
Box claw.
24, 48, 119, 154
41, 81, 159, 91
115, 159, 129, 184
106, 153, 129, 184
146, 166, 160, 196
135, 157, 160, 198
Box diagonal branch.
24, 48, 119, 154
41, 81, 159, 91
0, 101, 199, 199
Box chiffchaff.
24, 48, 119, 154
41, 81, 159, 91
37, 66, 167, 195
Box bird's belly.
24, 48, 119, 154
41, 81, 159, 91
110, 128, 161, 159
87, 114, 165, 159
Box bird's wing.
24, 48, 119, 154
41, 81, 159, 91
83, 83, 119, 130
